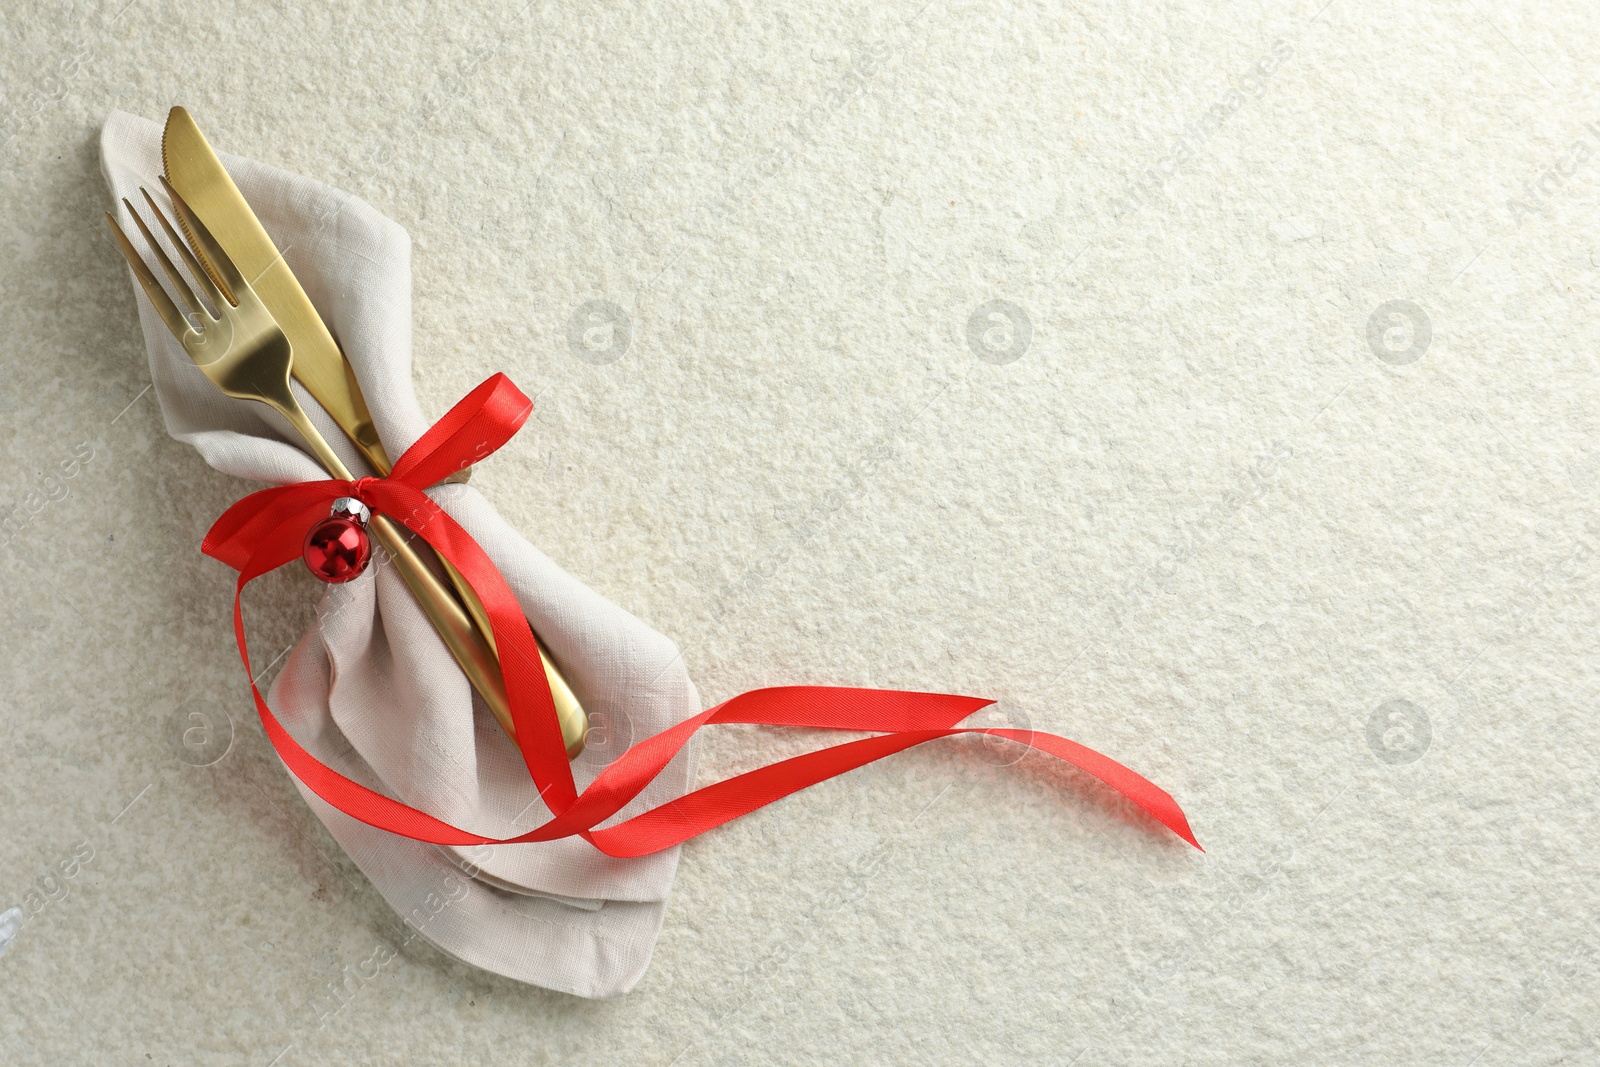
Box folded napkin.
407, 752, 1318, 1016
101, 110, 699, 998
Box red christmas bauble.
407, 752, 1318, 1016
303, 516, 371, 583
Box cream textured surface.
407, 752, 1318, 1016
3, 0, 1599, 1063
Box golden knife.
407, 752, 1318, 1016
159, 106, 587, 758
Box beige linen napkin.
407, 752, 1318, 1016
101, 109, 698, 998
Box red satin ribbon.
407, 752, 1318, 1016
203, 374, 1201, 855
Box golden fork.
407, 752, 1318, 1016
107, 180, 585, 758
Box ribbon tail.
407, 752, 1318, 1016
581, 721, 1200, 858
203, 373, 1201, 862
981, 727, 1200, 850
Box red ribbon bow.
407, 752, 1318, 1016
204, 374, 1200, 856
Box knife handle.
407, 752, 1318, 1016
276, 400, 588, 759
342, 434, 590, 760
369, 517, 586, 758
319, 364, 588, 756
433, 552, 590, 748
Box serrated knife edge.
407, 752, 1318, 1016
159, 105, 390, 472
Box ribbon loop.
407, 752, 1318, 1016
202, 375, 1201, 857
387, 373, 532, 491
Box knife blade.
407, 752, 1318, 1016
160, 106, 391, 470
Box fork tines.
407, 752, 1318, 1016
105, 179, 238, 343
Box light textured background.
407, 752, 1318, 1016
3, 0, 1599, 1063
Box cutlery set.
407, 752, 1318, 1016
109, 107, 588, 759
